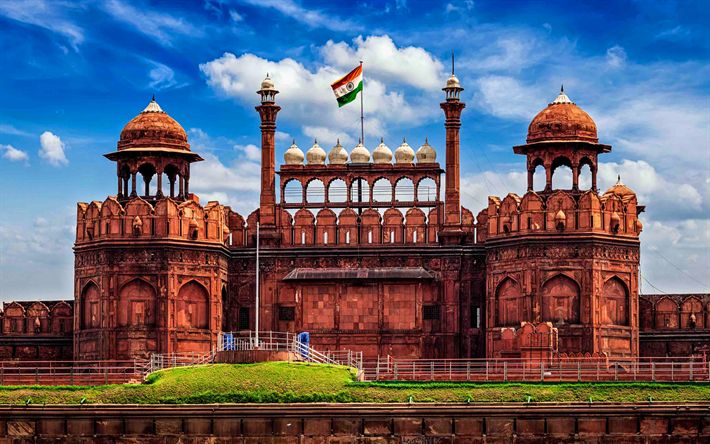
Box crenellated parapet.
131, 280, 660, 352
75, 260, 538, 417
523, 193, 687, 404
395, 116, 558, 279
76, 195, 232, 246
485, 185, 643, 240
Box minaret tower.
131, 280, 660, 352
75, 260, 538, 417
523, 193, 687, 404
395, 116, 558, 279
255, 74, 281, 244
439, 53, 466, 244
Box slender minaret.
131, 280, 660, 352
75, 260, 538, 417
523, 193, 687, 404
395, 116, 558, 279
440, 53, 466, 243
255, 74, 281, 232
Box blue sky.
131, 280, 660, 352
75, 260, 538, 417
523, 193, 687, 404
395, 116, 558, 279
0, 0, 708, 300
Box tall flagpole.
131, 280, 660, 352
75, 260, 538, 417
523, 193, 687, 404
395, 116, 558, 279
359, 60, 364, 145
255, 222, 260, 348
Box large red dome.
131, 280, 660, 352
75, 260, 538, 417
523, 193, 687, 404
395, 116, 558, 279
526, 89, 598, 144
117, 99, 189, 151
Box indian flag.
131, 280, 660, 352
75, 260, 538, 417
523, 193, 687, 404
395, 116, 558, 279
331, 64, 363, 107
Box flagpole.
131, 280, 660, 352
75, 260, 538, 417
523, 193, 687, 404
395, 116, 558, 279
359, 60, 364, 145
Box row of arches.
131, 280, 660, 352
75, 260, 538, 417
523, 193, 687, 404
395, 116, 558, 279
640, 297, 710, 330
1, 301, 72, 336
281, 176, 439, 206
117, 161, 191, 200
80, 279, 210, 330
527, 155, 597, 192
496, 275, 629, 327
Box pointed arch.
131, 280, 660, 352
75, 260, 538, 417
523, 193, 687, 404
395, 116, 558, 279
496, 277, 529, 327
601, 276, 629, 326
118, 278, 156, 327
81, 281, 101, 329
177, 280, 209, 330
541, 274, 580, 324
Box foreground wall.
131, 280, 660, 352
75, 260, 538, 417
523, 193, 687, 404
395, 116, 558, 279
0, 403, 707, 442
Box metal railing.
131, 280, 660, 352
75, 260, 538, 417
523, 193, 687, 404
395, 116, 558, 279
218, 331, 363, 372
147, 351, 216, 375
0, 360, 144, 386
364, 356, 710, 382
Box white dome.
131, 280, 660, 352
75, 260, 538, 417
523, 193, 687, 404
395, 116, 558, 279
260, 73, 276, 91
372, 138, 392, 164
394, 138, 415, 164
328, 139, 348, 165
416, 138, 437, 163
350, 140, 370, 164
306, 140, 326, 165
284, 140, 304, 165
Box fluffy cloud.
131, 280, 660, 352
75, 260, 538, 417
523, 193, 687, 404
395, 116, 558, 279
605, 45, 627, 68
200, 37, 442, 144
147, 61, 182, 90
474, 75, 542, 120
38, 131, 68, 166
1, 144, 29, 163
320, 35, 444, 89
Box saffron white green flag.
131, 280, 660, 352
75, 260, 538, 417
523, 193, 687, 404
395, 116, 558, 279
331, 64, 363, 107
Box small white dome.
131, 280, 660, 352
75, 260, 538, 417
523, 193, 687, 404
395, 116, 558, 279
284, 140, 304, 165
394, 138, 415, 164
416, 138, 437, 163
306, 139, 326, 165
260, 73, 276, 91
445, 74, 461, 89
350, 140, 370, 164
372, 138, 392, 164
328, 139, 348, 165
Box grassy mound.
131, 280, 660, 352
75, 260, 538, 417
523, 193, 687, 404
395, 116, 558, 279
0, 362, 708, 405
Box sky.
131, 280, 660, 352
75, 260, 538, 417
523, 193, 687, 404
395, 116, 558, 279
0, 0, 708, 300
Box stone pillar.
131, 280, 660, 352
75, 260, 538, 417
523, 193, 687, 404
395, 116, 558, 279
439, 75, 466, 244
255, 80, 281, 231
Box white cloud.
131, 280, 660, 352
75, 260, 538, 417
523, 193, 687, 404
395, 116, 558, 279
0, 0, 84, 50
1, 144, 29, 163
148, 61, 180, 90
234, 143, 261, 161
200, 40, 440, 143
229, 9, 243, 22
303, 127, 355, 147
474, 75, 541, 120
0, 124, 31, 136
38, 131, 68, 166
320, 35, 445, 89
606, 45, 627, 68
238, 0, 362, 32
103, 0, 202, 46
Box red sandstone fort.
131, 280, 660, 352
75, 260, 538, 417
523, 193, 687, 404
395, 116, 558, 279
1, 73, 708, 362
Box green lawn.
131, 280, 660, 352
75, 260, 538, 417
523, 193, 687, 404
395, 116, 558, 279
0, 362, 708, 404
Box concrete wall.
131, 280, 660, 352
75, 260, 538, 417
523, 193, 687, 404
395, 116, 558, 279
0, 403, 707, 442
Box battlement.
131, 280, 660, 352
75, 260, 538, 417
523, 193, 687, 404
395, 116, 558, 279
75, 195, 231, 246
485, 188, 643, 240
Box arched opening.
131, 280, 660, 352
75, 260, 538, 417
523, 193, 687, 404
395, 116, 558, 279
305, 179, 325, 204
551, 157, 573, 190
164, 164, 180, 198
81, 282, 100, 330
394, 177, 415, 202
118, 279, 156, 327
327, 179, 347, 203
578, 159, 594, 190
531, 159, 545, 191
177, 281, 209, 329
602, 277, 629, 326
221, 285, 228, 331
681, 297, 704, 329
541, 274, 580, 324
138, 163, 157, 197
119, 164, 131, 197
283, 179, 303, 204
372, 178, 392, 202
417, 177, 437, 201
350, 178, 370, 204
496, 278, 528, 326
655, 298, 678, 329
